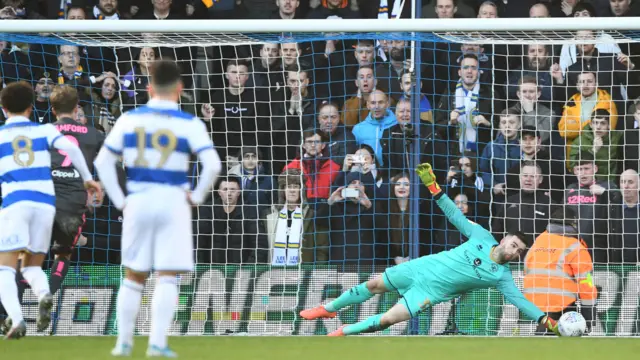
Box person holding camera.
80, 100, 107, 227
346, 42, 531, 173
331, 144, 387, 207
324, 170, 379, 268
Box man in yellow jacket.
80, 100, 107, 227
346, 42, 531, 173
558, 71, 618, 170
524, 206, 597, 335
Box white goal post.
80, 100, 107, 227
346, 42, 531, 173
1, 18, 640, 32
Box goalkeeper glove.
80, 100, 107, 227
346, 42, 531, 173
415, 163, 441, 196
540, 316, 560, 336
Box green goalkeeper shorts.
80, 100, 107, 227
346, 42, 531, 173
382, 259, 437, 318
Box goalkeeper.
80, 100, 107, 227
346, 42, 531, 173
300, 163, 560, 336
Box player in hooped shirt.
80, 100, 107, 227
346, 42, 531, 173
0, 87, 106, 335
95, 61, 222, 357
0, 82, 102, 339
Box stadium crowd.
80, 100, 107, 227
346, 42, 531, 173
1, 0, 640, 271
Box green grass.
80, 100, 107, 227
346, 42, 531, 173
3, 337, 640, 360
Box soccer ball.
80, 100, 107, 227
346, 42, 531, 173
557, 311, 587, 337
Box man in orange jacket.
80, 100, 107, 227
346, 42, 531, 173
523, 206, 597, 334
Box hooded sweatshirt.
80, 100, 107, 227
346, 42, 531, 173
352, 109, 398, 165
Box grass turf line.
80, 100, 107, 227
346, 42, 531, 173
3, 337, 640, 360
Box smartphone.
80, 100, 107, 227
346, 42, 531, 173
341, 188, 360, 198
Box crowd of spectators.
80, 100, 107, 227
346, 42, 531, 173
1, 0, 640, 270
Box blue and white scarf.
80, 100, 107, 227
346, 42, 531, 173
58, 0, 72, 19
454, 80, 480, 153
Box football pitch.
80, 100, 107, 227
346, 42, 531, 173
3, 337, 639, 360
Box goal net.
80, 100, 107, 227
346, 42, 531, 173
2, 18, 639, 337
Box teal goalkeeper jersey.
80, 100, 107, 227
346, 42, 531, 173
417, 194, 544, 321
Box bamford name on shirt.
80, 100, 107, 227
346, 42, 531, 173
56, 124, 88, 133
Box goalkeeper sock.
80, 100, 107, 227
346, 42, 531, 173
115, 278, 144, 347
343, 314, 385, 335
149, 276, 178, 349
49, 258, 70, 295
324, 282, 373, 313
0, 266, 24, 325
21, 266, 51, 301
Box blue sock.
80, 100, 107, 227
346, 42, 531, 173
324, 282, 373, 313
343, 314, 384, 335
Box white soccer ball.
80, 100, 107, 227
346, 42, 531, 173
557, 311, 587, 337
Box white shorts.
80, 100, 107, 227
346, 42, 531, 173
121, 188, 194, 273
0, 203, 56, 254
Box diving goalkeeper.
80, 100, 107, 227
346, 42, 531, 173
300, 163, 560, 336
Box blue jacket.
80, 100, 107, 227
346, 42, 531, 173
352, 109, 398, 165
479, 134, 521, 188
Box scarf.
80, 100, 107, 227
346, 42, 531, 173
58, 66, 83, 85
99, 105, 116, 127
322, 0, 347, 8
272, 207, 303, 266
241, 168, 257, 189
378, 0, 404, 19
377, 0, 404, 61
9, 44, 26, 54
58, 0, 71, 19
93, 6, 120, 20
454, 80, 480, 153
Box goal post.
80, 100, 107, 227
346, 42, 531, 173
1, 18, 640, 32
2, 18, 640, 337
